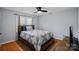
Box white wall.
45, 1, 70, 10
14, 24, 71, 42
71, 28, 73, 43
0, 8, 17, 44
32, 16, 39, 29
0, 10, 16, 43
0, 9, 2, 43
0, 8, 38, 44
0, 9, 2, 33
38, 8, 78, 39
78, 8, 79, 39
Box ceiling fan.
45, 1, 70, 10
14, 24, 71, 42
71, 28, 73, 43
34, 7, 48, 13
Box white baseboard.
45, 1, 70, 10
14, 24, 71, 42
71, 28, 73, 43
53, 36, 64, 40
0, 40, 16, 45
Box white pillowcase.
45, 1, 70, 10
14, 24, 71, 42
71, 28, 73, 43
26, 26, 33, 31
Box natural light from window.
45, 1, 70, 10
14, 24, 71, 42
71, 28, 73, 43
20, 16, 32, 25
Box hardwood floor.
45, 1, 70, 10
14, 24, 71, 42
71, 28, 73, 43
0, 41, 23, 51
16, 40, 32, 51
0, 38, 73, 51
0, 40, 32, 51
47, 39, 73, 51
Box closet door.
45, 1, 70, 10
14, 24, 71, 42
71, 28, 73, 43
78, 8, 79, 39
2, 13, 16, 43
0, 11, 2, 43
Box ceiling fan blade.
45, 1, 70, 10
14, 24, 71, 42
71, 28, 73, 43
34, 7, 48, 13
41, 10, 48, 12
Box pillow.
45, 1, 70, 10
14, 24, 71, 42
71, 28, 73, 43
26, 26, 33, 31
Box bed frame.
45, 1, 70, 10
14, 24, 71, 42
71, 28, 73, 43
19, 37, 54, 51
18, 25, 54, 51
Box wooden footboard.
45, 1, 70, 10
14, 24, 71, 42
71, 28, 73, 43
41, 38, 54, 51
19, 38, 35, 51
19, 37, 54, 51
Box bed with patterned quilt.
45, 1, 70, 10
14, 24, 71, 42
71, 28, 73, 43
20, 29, 53, 51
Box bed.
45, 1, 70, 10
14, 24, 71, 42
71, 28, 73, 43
18, 25, 54, 51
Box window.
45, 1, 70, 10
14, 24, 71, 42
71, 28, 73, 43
15, 15, 19, 32
19, 16, 32, 25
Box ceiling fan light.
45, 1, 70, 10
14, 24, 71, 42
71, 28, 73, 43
37, 11, 42, 13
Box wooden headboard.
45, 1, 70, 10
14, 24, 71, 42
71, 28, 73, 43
18, 25, 35, 38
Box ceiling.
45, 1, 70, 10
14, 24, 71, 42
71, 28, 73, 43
2, 7, 75, 16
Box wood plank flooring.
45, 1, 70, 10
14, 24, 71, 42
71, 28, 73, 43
0, 41, 23, 51
0, 39, 73, 51
0, 40, 32, 51
47, 39, 73, 51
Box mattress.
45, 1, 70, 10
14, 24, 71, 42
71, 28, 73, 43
20, 30, 53, 50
